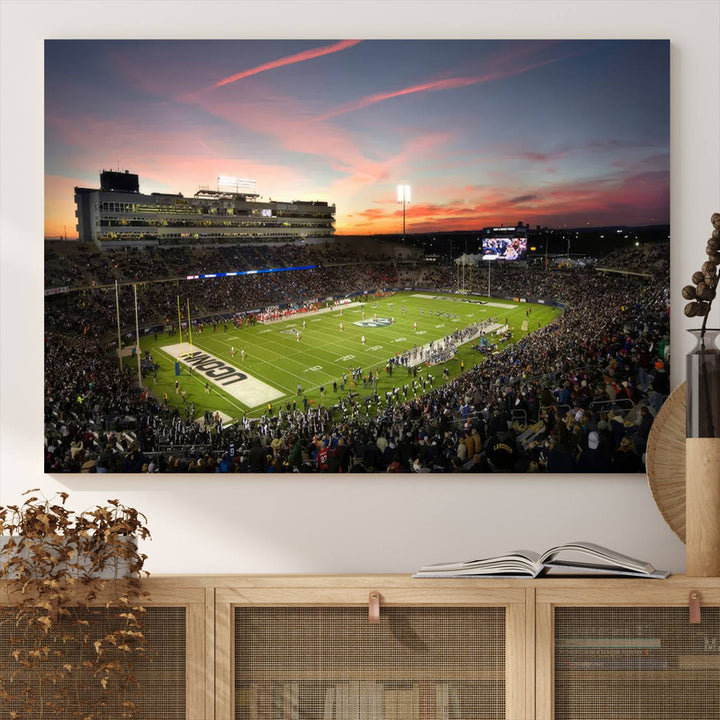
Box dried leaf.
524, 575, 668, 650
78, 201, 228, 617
37, 616, 53, 633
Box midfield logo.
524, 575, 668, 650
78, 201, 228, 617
353, 318, 392, 327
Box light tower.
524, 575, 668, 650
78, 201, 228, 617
217, 175, 256, 194
397, 185, 411, 240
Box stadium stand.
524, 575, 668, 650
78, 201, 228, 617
44, 241, 670, 474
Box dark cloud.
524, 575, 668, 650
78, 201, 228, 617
509, 194, 537, 205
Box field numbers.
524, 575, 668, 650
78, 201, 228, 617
304, 365, 323, 372
337, 354, 356, 362
434, 323, 445, 328
393, 337, 406, 343
368, 345, 383, 352
416, 330, 427, 335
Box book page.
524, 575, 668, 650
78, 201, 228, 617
539, 542, 655, 573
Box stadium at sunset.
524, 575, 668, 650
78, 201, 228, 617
45, 39, 668, 239
43, 39, 671, 474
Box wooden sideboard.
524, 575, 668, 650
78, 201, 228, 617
2, 574, 719, 719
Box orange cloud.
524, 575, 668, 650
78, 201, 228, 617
213, 40, 362, 89
337, 166, 668, 234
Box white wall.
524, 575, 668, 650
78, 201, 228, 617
1, 1, 718, 575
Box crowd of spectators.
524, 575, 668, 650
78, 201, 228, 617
44, 240, 670, 474
44, 239, 417, 290
45, 265, 400, 343
597, 243, 670, 277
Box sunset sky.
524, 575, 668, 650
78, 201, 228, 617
44, 39, 669, 239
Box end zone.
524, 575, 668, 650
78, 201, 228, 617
163, 343, 284, 407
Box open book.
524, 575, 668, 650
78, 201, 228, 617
414, 541, 670, 579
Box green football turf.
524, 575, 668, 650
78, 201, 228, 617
134, 291, 562, 423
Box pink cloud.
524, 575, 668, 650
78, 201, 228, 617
516, 149, 569, 163
132, 155, 306, 197
46, 114, 218, 159
189, 89, 458, 208
317, 76, 492, 121
199, 94, 369, 167
317, 45, 578, 121
46, 110, 311, 196
212, 40, 362, 89
328, 131, 456, 198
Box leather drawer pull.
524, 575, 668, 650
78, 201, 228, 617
689, 590, 702, 624
368, 591, 380, 623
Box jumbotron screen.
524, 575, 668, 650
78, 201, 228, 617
481, 236, 528, 261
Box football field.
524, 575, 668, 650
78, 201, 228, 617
137, 291, 562, 423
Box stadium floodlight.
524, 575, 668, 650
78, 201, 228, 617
397, 184, 411, 240
217, 176, 256, 193
396, 184, 411, 204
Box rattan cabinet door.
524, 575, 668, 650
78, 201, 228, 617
216, 579, 529, 720
0, 582, 208, 720
234, 606, 505, 719
0, 606, 188, 719
553, 606, 720, 720
536, 581, 720, 720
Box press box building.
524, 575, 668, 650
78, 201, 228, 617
74, 171, 336, 250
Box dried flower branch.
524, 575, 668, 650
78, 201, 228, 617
682, 212, 720, 331
683, 213, 720, 439
0, 492, 150, 719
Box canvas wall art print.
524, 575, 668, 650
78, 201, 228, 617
44, 39, 670, 474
